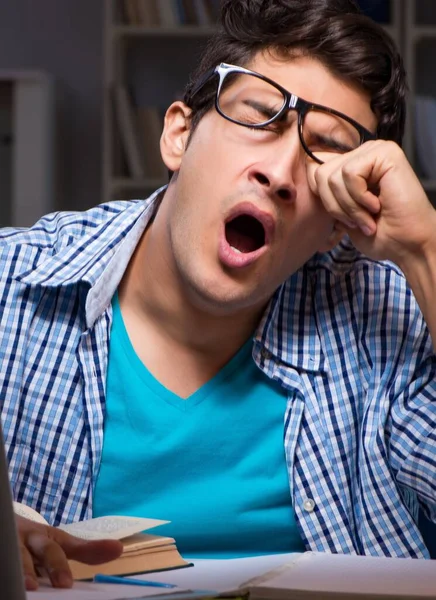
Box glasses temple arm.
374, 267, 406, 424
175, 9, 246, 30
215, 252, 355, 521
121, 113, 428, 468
186, 67, 218, 103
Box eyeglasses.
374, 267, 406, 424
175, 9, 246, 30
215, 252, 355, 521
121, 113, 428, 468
188, 62, 376, 164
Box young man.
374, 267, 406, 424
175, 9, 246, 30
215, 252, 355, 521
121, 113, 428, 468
4, 0, 436, 590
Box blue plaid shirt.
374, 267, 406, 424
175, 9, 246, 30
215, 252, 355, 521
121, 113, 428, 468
1, 189, 436, 558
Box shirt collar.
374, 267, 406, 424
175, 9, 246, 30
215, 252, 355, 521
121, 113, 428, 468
15, 188, 164, 328
15, 186, 325, 368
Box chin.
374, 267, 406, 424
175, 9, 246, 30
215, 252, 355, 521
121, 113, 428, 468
187, 275, 269, 316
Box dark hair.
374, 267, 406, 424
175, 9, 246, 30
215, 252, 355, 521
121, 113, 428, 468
184, 0, 407, 145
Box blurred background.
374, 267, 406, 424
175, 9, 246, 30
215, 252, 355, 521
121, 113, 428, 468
0, 0, 436, 558
1, 0, 436, 227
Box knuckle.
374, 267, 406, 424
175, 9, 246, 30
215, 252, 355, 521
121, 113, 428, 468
341, 163, 355, 180
386, 140, 403, 160
19, 545, 38, 575
328, 172, 343, 192
27, 531, 51, 559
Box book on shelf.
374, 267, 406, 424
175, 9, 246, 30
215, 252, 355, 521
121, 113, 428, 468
202, 0, 220, 22
156, 0, 179, 27
122, 0, 141, 25
414, 95, 436, 180
137, 106, 168, 180
135, 0, 160, 27
112, 85, 146, 180
122, 0, 219, 27
13, 501, 191, 581
112, 83, 167, 182
176, 0, 219, 25
181, 0, 199, 25
192, 0, 214, 25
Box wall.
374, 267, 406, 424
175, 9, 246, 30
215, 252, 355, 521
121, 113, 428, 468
0, 0, 104, 212
0, 83, 12, 224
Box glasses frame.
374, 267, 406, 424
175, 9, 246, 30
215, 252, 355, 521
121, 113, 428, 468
188, 62, 377, 164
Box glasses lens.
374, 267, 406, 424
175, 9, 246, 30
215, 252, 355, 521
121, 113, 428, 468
302, 109, 362, 162
217, 73, 286, 126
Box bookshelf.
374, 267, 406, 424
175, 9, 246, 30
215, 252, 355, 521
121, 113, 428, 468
407, 5, 436, 553
103, 0, 218, 204
0, 70, 56, 227
104, 0, 433, 206
403, 0, 436, 205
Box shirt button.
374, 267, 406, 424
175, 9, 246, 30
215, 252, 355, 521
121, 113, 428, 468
261, 348, 272, 360
303, 498, 316, 512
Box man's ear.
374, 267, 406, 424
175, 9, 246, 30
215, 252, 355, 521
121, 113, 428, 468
160, 101, 192, 172
318, 222, 346, 252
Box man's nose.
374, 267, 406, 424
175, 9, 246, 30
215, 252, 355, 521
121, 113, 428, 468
248, 128, 304, 202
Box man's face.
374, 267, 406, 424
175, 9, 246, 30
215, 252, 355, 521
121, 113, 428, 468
158, 53, 377, 316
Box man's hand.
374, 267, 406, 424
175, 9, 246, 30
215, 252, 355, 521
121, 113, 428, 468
306, 140, 436, 267
16, 514, 123, 590
307, 140, 436, 348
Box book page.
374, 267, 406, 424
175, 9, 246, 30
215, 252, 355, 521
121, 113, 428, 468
121, 533, 175, 552
58, 516, 169, 541
252, 551, 436, 598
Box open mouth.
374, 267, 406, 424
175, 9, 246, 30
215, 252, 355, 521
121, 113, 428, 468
225, 214, 266, 254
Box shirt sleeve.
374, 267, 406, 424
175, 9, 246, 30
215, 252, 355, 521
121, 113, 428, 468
385, 298, 436, 521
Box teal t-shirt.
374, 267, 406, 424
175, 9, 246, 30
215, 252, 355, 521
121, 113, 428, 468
93, 294, 305, 557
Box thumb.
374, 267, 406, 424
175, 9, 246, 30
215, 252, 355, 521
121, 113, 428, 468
306, 153, 343, 196
306, 159, 320, 196
53, 529, 123, 565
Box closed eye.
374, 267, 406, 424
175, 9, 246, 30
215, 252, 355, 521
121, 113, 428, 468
240, 101, 289, 135
307, 132, 355, 154
243, 99, 279, 122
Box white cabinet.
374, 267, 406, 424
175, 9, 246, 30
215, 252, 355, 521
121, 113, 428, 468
0, 70, 56, 227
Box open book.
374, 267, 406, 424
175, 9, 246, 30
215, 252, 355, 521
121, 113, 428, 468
13, 502, 191, 580
214, 552, 436, 600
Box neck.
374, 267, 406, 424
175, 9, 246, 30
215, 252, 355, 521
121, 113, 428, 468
119, 219, 265, 363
